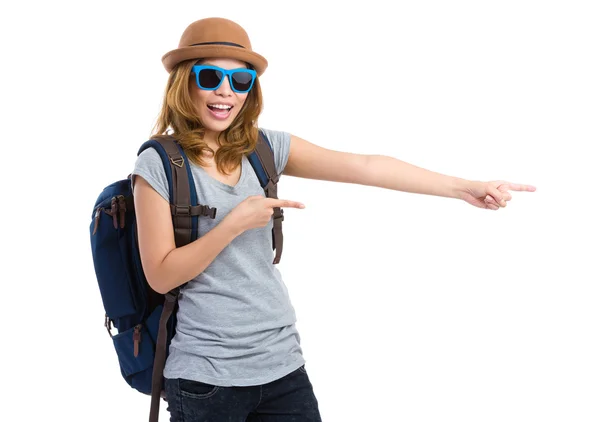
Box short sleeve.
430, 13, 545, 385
260, 128, 291, 176
131, 147, 170, 202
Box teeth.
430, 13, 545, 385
209, 104, 232, 110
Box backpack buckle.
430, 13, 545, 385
201, 205, 217, 219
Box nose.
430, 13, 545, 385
215, 74, 233, 96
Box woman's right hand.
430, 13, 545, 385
224, 195, 305, 234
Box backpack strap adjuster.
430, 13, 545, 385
264, 179, 277, 198
173, 205, 191, 216
273, 208, 284, 222
171, 204, 217, 219
170, 156, 184, 168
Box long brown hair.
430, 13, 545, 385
150, 59, 263, 175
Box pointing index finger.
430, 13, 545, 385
266, 198, 306, 209
505, 182, 537, 192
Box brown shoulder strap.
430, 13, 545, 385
149, 292, 177, 422
253, 131, 284, 264
149, 137, 196, 422
155, 137, 193, 247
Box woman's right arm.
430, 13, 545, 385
133, 175, 242, 294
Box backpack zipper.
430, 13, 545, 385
133, 324, 142, 357
93, 195, 127, 235
93, 208, 102, 235
110, 197, 118, 228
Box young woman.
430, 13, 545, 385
132, 17, 536, 422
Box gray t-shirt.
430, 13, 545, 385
131, 128, 305, 386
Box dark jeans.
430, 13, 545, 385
164, 365, 322, 421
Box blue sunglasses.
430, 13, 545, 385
191, 65, 257, 93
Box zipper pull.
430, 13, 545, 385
133, 324, 142, 357
93, 208, 102, 235
117, 195, 126, 229
111, 197, 118, 229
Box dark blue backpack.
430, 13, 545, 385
89, 131, 283, 422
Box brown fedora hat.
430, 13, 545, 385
161, 17, 268, 76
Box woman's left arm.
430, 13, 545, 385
284, 135, 536, 210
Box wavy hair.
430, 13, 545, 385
150, 59, 263, 175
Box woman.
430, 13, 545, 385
132, 17, 535, 421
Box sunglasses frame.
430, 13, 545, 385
191, 65, 257, 94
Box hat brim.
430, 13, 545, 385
161, 45, 268, 76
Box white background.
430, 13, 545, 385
1, 0, 599, 421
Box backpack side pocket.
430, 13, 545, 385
112, 304, 163, 395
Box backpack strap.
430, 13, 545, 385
247, 129, 284, 264
137, 136, 215, 422
158, 137, 194, 247
149, 290, 177, 422
138, 136, 217, 246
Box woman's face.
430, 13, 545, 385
190, 57, 251, 135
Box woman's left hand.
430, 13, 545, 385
460, 180, 537, 210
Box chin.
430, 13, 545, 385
204, 121, 232, 133
201, 111, 240, 133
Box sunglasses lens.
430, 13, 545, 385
231, 71, 254, 92
198, 69, 223, 89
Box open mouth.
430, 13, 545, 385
207, 103, 233, 120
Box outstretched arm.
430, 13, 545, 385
284, 135, 536, 210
